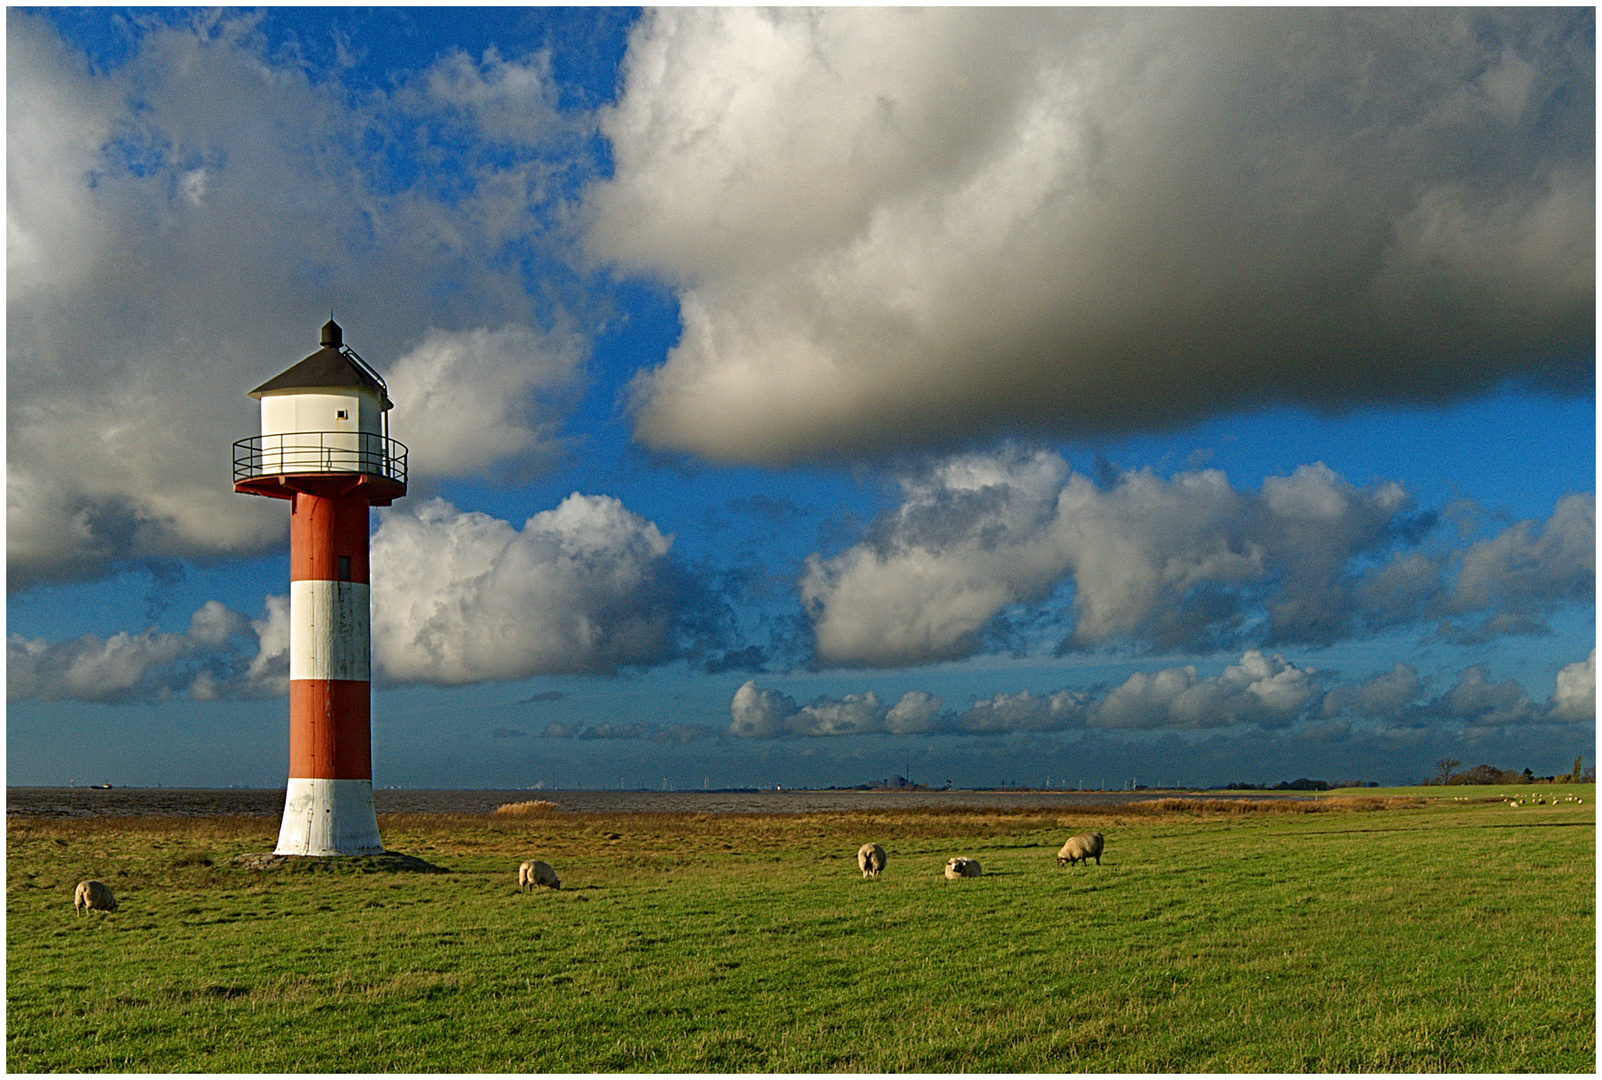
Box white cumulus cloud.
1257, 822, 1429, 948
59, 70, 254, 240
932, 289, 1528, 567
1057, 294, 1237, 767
727, 647, 1589, 743
1548, 649, 1596, 723
800, 448, 1494, 668
729, 650, 1318, 739
385, 325, 586, 484
1322, 664, 1426, 720
1442, 493, 1595, 638
1094, 652, 1317, 732
728, 681, 892, 739
369, 495, 682, 684
7, 599, 286, 703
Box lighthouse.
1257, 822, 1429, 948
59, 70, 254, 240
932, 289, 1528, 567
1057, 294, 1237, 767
234, 318, 406, 855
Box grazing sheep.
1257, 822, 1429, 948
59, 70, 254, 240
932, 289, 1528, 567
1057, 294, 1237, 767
944, 856, 982, 879
518, 860, 560, 892
73, 879, 117, 914
857, 842, 887, 879
1057, 831, 1105, 868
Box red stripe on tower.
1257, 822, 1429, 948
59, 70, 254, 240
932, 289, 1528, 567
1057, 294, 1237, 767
234, 317, 406, 856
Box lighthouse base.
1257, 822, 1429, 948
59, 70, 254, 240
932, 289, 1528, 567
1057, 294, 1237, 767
275, 777, 384, 856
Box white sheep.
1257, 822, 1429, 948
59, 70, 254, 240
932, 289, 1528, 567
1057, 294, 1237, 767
73, 879, 117, 914
944, 856, 982, 879
857, 842, 887, 879
518, 859, 561, 892
1057, 831, 1104, 867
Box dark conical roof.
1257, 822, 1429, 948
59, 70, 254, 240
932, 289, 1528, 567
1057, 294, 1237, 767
249, 318, 392, 409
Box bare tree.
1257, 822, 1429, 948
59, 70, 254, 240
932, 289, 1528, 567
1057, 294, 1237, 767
1434, 758, 1461, 786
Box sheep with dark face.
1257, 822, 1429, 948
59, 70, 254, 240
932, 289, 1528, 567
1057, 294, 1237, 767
519, 860, 560, 891
857, 842, 887, 878
74, 879, 117, 914
1057, 832, 1104, 867
944, 856, 982, 879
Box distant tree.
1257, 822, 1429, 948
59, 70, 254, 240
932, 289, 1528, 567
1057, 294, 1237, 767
1583, 767, 1595, 784
1434, 758, 1462, 786
1454, 764, 1504, 786
1572, 756, 1584, 783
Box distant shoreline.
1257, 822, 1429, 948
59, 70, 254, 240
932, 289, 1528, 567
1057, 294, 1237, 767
5, 785, 1333, 818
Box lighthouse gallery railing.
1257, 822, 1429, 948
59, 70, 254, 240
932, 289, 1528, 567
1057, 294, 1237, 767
234, 431, 407, 486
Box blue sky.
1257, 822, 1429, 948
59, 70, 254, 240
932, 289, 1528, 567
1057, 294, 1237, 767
7, 7, 1594, 791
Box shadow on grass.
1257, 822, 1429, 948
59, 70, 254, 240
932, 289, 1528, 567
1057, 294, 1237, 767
226, 851, 450, 873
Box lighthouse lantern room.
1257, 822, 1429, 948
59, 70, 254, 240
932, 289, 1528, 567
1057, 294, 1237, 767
235, 318, 407, 856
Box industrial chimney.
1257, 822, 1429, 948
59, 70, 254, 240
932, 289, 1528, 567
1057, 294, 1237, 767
234, 317, 407, 855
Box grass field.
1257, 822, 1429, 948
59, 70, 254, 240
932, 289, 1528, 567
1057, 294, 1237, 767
7, 790, 1594, 1072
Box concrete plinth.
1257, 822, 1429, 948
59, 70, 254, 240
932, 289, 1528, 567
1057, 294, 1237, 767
274, 777, 383, 856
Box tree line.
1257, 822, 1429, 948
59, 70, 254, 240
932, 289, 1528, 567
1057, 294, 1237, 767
1429, 756, 1592, 786
1216, 778, 1377, 792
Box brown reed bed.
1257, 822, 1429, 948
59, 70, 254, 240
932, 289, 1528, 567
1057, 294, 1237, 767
6, 812, 277, 841
1124, 795, 1425, 816
490, 799, 560, 816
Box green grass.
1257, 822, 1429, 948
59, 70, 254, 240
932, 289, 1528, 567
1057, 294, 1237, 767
8, 795, 1594, 1071
1317, 782, 1592, 803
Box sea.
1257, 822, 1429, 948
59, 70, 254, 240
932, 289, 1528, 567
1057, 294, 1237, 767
4, 786, 1297, 818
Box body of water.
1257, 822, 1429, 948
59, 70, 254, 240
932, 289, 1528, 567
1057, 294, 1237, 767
4, 785, 1306, 818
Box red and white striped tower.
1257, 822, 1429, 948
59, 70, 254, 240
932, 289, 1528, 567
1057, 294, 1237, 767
234, 318, 406, 855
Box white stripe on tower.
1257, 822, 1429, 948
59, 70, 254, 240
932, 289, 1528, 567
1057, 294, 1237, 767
289, 580, 371, 681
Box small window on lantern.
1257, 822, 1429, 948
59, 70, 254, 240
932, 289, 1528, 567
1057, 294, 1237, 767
337, 409, 349, 419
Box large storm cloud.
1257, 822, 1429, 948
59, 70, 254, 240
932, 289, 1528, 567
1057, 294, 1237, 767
587, 8, 1593, 465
